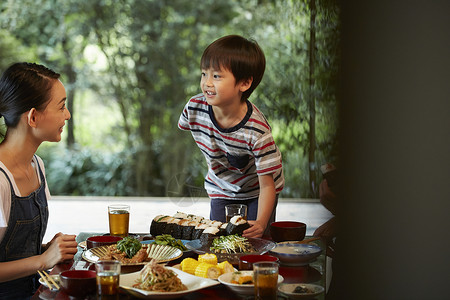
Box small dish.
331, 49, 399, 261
218, 270, 284, 296
78, 240, 87, 249
38, 274, 60, 291
278, 283, 325, 299
120, 267, 219, 299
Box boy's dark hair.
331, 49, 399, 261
0, 62, 60, 129
201, 35, 266, 101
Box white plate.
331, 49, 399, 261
278, 283, 325, 299
218, 270, 284, 296
38, 274, 60, 291
82, 244, 183, 265
119, 267, 219, 299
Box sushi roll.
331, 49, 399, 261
182, 220, 198, 240
150, 215, 171, 237
218, 222, 228, 236
166, 218, 182, 239
187, 214, 204, 223
178, 219, 192, 240
201, 219, 213, 226
225, 216, 250, 235
200, 226, 220, 247
173, 211, 188, 219
191, 223, 208, 240
209, 220, 223, 228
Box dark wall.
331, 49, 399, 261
335, 1, 450, 299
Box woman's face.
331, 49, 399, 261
34, 80, 70, 142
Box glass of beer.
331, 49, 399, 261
96, 260, 121, 296
225, 204, 247, 222
253, 261, 279, 300
108, 204, 130, 237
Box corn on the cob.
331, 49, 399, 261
195, 262, 221, 279
217, 260, 234, 274
180, 257, 200, 275
198, 253, 217, 265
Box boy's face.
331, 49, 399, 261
200, 67, 251, 107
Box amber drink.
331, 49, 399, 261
253, 262, 279, 300
108, 204, 130, 237
96, 260, 121, 296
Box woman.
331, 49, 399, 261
0, 62, 78, 299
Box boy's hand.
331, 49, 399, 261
243, 220, 264, 238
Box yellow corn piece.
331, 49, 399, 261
198, 253, 217, 265
195, 262, 221, 279
217, 261, 234, 274
180, 258, 200, 275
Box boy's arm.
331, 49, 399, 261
243, 174, 276, 238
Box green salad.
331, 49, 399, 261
116, 236, 142, 258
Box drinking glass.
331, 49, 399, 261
225, 204, 247, 222
253, 261, 279, 300
108, 204, 130, 237
96, 260, 121, 296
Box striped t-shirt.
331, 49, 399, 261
178, 93, 284, 200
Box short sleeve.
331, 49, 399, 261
178, 100, 191, 131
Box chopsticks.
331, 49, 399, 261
297, 236, 322, 244
37, 270, 59, 290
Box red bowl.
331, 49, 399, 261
86, 235, 123, 249
239, 254, 279, 270
270, 221, 306, 243
59, 270, 96, 297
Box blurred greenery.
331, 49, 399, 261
0, 0, 340, 198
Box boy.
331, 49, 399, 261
178, 35, 284, 238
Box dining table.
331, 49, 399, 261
32, 232, 327, 300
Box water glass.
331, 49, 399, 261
225, 204, 247, 222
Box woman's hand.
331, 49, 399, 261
40, 233, 77, 269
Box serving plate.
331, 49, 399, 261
218, 270, 284, 296
82, 244, 182, 265
185, 238, 276, 265
119, 267, 219, 299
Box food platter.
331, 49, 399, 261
185, 238, 276, 265
82, 244, 182, 266
119, 267, 219, 299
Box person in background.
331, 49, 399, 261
0, 62, 78, 299
178, 35, 284, 238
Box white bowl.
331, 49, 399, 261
269, 243, 322, 266
218, 270, 284, 296
278, 283, 325, 299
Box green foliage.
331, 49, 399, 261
1, 0, 340, 198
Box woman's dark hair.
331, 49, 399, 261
0, 62, 60, 129
200, 35, 266, 101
